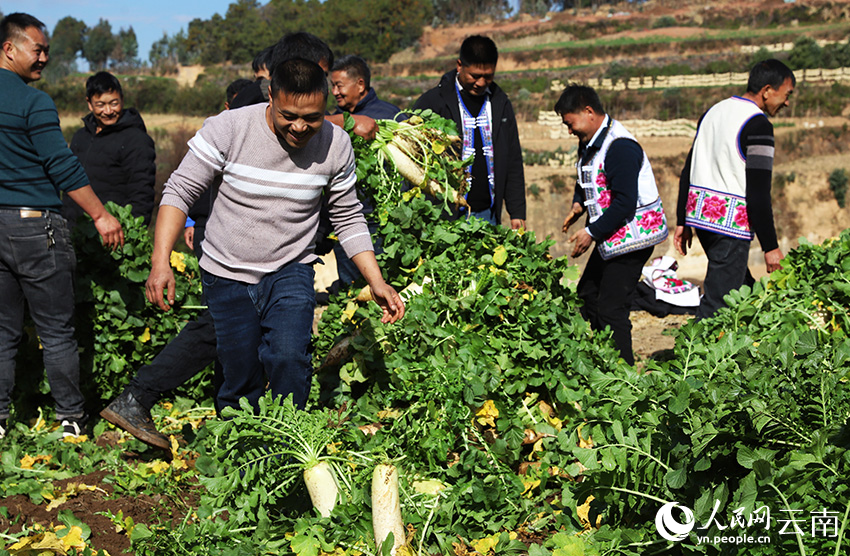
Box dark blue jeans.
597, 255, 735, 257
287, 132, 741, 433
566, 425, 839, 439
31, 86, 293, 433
126, 224, 221, 412
695, 229, 755, 321
469, 208, 497, 226
0, 210, 84, 420
202, 263, 316, 413
127, 309, 219, 411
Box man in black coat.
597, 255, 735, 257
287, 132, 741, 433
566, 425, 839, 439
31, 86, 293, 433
62, 71, 156, 227
414, 35, 526, 229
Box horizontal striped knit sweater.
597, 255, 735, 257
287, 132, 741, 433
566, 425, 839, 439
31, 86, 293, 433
0, 68, 89, 211
160, 103, 372, 284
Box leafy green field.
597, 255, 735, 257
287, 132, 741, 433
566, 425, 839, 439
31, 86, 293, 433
2, 112, 849, 556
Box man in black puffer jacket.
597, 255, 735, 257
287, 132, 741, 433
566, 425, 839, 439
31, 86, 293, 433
414, 35, 526, 229
62, 71, 156, 227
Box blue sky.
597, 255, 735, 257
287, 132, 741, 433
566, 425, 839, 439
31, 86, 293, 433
1, 0, 236, 67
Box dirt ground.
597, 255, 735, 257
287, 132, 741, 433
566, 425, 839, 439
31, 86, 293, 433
0, 465, 200, 556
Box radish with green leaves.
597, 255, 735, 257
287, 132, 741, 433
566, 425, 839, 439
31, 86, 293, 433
347, 110, 472, 215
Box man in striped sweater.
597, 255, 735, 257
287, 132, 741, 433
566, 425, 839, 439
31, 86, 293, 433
674, 59, 795, 320
0, 13, 123, 439
145, 58, 404, 414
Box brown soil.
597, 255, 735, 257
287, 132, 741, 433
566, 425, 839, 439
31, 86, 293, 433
1, 468, 199, 555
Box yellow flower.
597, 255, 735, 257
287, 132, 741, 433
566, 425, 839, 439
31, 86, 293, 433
169, 251, 186, 273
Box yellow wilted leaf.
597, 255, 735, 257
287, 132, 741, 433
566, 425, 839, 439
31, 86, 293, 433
46, 483, 101, 511
11, 530, 67, 553
412, 479, 446, 495
538, 400, 563, 431
138, 328, 151, 344
377, 408, 402, 420
341, 301, 358, 323
319, 548, 347, 556
577, 424, 594, 448
357, 423, 381, 435
19, 455, 36, 470
148, 460, 170, 474
325, 441, 343, 454
432, 140, 446, 155
532, 437, 545, 453
471, 534, 500, 555
493, 245, 508, 266
577, 495, 601, 529
7, 532, 39, 551
475, 400, 499, 427
169, 251, 186, 273
521, 477, 541, 497
169, 435, 182, 463
62, 434, 88, 444
58, 525, 86, 551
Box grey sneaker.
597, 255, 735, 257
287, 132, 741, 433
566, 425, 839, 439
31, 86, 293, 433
0, 418, 6, 439
100, 390, 170, 450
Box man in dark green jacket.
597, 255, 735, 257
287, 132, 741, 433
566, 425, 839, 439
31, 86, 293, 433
414, 35, 526, 229
0, 13, 123, 439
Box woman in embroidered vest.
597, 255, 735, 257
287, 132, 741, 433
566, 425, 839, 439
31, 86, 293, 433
557, 84, 668, 365
674, 59, 795, 320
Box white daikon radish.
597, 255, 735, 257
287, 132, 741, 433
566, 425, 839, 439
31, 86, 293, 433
372, 463, 406, 555
303, 460, 338, 518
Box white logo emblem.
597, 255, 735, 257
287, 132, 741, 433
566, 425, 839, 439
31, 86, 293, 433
656, 502, 696, 542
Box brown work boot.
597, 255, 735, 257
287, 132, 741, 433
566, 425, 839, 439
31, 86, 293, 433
100, 390, 170, 450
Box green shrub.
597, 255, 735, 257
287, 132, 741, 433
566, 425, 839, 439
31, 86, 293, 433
652, 15, 677, 29
828, 168, 848, 208
548, 173, 568, 191
129, 76, 179, 113
788, 36, 823, 70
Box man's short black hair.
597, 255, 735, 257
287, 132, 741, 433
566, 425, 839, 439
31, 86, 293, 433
270, 58, 329, 101
554, 84, 605, 116
459, 35, 498, 67
271, 32, 333, 74
331, 55, 371, 89
226, 78, 254, 105
747, 59, 796, 94
0, 12, 46, 45
252, 45, 274, 74
86, 71, 123, 100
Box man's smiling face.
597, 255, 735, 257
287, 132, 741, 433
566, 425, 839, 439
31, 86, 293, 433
267, 90, 326, 149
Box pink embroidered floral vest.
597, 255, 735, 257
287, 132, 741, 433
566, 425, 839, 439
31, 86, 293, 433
578, 119, 668, 260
